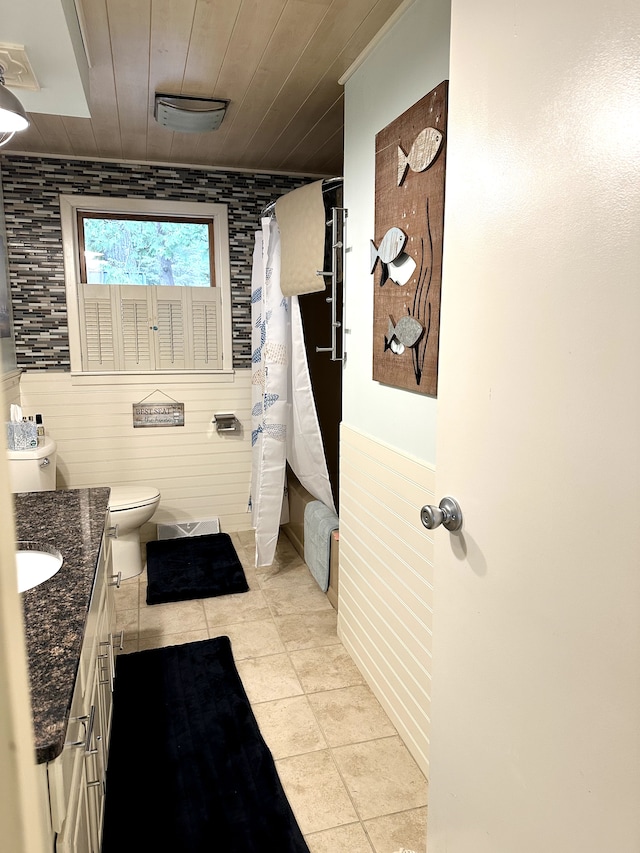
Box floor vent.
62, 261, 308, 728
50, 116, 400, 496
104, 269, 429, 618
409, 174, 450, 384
157, 518, 220, 540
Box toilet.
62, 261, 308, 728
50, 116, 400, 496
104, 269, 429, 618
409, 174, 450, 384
108, 485, 161, 580
6, 437, 58, 492
7, 438, 160, 581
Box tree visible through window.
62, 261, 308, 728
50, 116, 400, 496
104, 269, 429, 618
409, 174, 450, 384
78, 213, 214, 287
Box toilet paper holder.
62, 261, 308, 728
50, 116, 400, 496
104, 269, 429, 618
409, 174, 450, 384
212, 413, 241, 434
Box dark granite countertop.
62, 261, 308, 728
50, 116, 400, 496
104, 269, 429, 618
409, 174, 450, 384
14, 487, 111, 764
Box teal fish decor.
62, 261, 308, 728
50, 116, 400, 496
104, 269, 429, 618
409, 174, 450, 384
397, 127, 443, 186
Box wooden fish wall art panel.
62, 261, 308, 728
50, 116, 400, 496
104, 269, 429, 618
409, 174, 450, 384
372, 80, 448, 397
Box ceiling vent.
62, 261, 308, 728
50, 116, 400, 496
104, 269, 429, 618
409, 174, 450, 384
153, 94, 229, 133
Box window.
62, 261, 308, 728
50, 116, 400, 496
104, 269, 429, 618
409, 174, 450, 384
78, 213, 214, 287
60, 196, 233, 374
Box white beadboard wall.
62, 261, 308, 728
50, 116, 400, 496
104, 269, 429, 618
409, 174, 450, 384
338, 423, 435, 777
18, 370, 253, 532
1, 371, 21, 417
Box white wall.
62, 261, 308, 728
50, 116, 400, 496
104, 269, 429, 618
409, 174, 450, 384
342, 0, 450, 466
338, 0, 451, 778
18, 371, 254, 532
339, 424, 437, 777
1, 371, 20, 418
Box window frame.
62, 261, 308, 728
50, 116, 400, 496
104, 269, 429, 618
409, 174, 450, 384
60, 195, 233, 375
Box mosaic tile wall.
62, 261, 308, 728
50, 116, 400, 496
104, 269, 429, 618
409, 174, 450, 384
0, 155, 310, 370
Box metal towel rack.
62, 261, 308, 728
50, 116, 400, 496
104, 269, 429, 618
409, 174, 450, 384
315, 204, 347, 363
259, 177, 347, 363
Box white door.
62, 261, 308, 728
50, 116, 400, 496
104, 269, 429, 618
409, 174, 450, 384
426, 2, 640, 851
0, 413, 50, 853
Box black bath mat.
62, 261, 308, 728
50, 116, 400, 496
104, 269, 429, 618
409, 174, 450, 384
101, 637, 310, 853
146, 532, 249, 605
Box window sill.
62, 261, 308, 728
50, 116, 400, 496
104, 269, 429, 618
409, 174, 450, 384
69, 370, 237, 386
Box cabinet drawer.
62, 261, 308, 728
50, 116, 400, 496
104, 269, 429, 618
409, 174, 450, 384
54, 739, 93, 853
48, 532, 113, 835
47, 683, 91, 833
78, 542, 107, 695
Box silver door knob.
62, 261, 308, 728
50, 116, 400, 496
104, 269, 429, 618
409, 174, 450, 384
420, 496, 463, 532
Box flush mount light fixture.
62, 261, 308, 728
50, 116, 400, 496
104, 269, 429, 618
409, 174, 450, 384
153, 94, 229, 133
0, 64, 29, 147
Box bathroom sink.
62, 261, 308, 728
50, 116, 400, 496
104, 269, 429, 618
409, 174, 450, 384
16, 542, 64, 593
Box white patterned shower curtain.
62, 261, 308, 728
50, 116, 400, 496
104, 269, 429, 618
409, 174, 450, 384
250, 217, 334, 567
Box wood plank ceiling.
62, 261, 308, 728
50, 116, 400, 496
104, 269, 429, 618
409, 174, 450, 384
4, 0, 408, 176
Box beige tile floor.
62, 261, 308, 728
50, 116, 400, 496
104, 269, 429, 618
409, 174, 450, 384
113, 529, 428, 853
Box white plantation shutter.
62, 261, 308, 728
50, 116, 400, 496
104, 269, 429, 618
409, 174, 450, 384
190, 288, 223, 369
119, 286, 153, 371
79, 285, 222, 372
154, 287, 187, 369
80, 285, 117, 370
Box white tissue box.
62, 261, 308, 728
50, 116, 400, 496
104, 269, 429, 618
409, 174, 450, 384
6, 421, 38, 450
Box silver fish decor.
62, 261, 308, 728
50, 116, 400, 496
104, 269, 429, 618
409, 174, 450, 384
397, 127, 443, 186
385, 315, 424, 354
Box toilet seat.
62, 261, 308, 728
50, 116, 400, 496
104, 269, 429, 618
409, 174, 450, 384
109, 485, 161, 512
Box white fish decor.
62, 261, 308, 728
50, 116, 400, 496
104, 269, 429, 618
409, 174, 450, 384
371, 226, 412, 287
397, 127, 443, 186
370, 226, 407, 273
387, 252, 416, 286
385, 315, 424, 354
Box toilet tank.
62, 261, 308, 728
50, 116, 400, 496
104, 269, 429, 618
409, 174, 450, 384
6, 438, 57, 493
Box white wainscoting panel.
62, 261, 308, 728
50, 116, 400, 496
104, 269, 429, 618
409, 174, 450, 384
18, 371, 253, 531
338, 423, 435, 777
1, 371, 21, 418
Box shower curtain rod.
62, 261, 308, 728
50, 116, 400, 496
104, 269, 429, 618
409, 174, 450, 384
259, 176, 343, 219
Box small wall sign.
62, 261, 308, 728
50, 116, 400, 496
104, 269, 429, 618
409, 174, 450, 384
132, 403, 184, 428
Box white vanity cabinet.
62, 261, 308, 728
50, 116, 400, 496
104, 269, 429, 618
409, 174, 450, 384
46, 529, 118, 853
